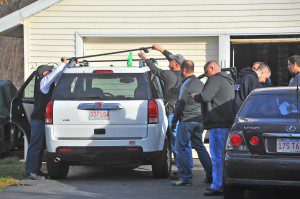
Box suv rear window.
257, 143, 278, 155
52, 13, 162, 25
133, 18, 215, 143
237, 94, 300, 119
53, 73, 149, 100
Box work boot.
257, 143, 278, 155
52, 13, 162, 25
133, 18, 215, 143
28, 173, 45, 180
203, 189, 223, 196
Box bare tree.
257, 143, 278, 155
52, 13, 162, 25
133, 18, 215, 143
0, 0, 37, 88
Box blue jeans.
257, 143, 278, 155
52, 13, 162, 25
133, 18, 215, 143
176, 121, 212, 183
25, 119, 45, 175
209, 128, 229, 192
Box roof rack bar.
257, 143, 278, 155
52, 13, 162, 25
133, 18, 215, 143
79, 58, 167, 63
68, 46, 153, 60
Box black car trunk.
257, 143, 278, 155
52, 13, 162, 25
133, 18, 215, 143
234, 120, 300, 156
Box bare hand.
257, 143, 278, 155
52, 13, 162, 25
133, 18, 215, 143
152, 44, 164, 53
138, 51, 148, 60
190, 93, 198, 99
61, 57, 67, 63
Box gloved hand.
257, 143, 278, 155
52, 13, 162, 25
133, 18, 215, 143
171, 121, 177, 132
66, 58, 78, 68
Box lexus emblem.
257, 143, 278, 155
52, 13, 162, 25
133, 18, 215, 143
286, 125, 296, 133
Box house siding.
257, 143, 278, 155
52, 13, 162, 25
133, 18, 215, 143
25, 0, 300, 77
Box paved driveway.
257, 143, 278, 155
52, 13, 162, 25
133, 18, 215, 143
0, 160, 299, 199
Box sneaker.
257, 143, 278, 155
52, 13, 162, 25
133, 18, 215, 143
28, 173, 45, 180
169, 171, 179, 180
37, 170, 49, 179
203, 188, 223, 196
171, 180, 192, 186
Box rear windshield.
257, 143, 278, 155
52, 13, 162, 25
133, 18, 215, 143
237, 94, 300, 119
53, 73, 149, 100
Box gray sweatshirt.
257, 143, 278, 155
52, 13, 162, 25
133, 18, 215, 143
172, 75, 204, 123
289, 73, 300, 87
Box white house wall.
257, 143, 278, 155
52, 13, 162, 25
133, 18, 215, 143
25, 0, 300, 77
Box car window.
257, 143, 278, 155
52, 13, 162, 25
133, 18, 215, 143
53, 73, 149, 100
237, 94, 300, 119
23, 76, 36, 99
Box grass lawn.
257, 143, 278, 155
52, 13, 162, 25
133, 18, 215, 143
0, 156, 26, 190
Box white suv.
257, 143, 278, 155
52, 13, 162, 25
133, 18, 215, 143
11, 66, 171, 179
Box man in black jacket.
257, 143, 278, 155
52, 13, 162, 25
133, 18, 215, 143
235, 62, 271, 112
139, 44, 185, 177
191, 61, 235, 196
26, 57, 76, 180
170, 60, 212, 186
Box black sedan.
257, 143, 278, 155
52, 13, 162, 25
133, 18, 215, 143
224, 87, 300, 199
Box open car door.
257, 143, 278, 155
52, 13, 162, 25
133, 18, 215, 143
10, 71, 37, 141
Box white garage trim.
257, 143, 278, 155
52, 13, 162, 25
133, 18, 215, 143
75, 31, 227, 67
219, 35, 231, 68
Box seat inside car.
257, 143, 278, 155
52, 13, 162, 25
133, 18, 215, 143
84, 88, 105, 99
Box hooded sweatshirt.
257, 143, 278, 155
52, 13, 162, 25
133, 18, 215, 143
235, 67, 260, 112
194, 71, 235, 129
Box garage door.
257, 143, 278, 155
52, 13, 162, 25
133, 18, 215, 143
84, 37, 218, 77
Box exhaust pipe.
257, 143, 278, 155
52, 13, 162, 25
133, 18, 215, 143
53, 157, 61, 163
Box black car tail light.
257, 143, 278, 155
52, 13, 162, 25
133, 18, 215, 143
226, 131, 248, 151
230, 133, 243, 147
250, 136, 260, 146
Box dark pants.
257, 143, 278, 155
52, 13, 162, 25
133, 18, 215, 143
25, 119, 45, 175
176, 121, 212, 183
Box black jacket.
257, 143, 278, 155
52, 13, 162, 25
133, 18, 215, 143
145, 50, 183, 105
31, 77, 55, 121
172, 75, 204, 124
235, 67, 260, 111
194, 72, 235, 129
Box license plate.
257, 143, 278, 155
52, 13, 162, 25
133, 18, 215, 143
277, 138, 300, 153
88, 110, 110, 120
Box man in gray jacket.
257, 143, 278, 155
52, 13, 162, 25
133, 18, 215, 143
191, 61, 235, 196
171, 60, 212, 186
287, 55, 300, 86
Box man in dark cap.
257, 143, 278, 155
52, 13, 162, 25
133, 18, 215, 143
26, 57, 75, 180
139, 44, 187, 178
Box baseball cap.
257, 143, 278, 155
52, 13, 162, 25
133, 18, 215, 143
169, 54, 185, 65
37, 65, 54, 76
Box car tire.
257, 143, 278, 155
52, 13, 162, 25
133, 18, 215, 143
151, 139, 171, 178
46, 157, 69, 179
223, 185, 245, 199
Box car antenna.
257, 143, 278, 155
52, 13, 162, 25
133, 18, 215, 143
297, 80, 299, 123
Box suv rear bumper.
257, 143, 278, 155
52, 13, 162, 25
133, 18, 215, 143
224, 151, 300, 188
46, 146, 163, 165
45, 124, 167, 153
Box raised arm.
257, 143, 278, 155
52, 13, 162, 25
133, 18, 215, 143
40, 58, 75, 94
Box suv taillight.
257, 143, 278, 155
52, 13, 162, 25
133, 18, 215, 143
148, 100, 158, 124
226, 131, 248, 151
45, 100, 54, 124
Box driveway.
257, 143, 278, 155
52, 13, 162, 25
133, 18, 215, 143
0, 160, 299, 199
